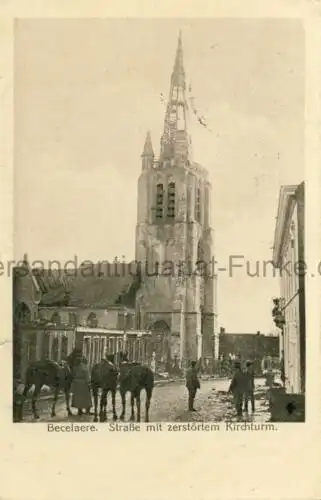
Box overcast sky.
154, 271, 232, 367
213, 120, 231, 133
14, 18, 304, 333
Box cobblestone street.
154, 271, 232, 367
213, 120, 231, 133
175, 378, 271, 423
21, 378, 271, 423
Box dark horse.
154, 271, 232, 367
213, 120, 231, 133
18, 359, 73, 421
118, 352, 154, 422
91, 355, 118, 422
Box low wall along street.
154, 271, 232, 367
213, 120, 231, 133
47, 422, 279, 433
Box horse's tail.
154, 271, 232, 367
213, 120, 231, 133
142, 366, 154, 389
145, 368, 154, 400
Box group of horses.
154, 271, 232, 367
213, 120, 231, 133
16, 351, 154, 423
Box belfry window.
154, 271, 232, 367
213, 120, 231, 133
167, 182, 176, 219
195, 186, 201, 222
155, 183, 164, 219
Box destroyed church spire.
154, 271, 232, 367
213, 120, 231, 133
160, 31, 190, 165
172, 30, 185, 88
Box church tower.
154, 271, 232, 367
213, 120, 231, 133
135, 32, 216, 369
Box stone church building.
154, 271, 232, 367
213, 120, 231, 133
135, 32, 218, 368
13, 33, 218, 375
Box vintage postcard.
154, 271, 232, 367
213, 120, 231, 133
1, 4, 321, 500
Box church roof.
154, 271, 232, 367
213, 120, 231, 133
142, 131, 154, 157
16, 261, 141, 309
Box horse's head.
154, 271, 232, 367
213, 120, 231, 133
58, 360, 72, 379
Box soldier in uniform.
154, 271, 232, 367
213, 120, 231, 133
228, 361, 246, 417
243, 360, 255, 413
186, 361, 200, 411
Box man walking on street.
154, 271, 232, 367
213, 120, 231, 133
228, 361, 245, 417
186, 361, 200, 411
244, 360, 255, 413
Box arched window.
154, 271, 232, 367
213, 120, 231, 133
87, 312, 98, 328
150, 320, 171, 367
195, 186, 201, 222
27, 332, 37, 362
42, 331, 50, 359
155, 183, 164, 219
61, 334, 68, 360
167, 182, 175, 219
51, 312, 61, 325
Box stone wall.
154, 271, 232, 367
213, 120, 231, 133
38, 306, 136, 330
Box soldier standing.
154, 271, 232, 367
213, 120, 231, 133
244, 360, 255, 413
186, 361, 200, 411
228, 361, 245, 417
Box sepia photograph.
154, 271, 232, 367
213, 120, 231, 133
12, 18, 305, 426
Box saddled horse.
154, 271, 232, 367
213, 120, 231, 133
18, 359, 73, 421
118, 352, 154, 422
91, 355, 118, 422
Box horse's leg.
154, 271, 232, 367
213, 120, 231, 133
32, 384, 41, 420
100, 389, 107, 422
120, 389, 126, 421
86, 383, 91, 415
92, 384, 99, 422
103, 389, 108, 421
51, 385, 59, 418
136, 390, 141, 423
65, 385, 72, 416
145, 387, 152, 423
112, 389, 117, 421
130, 392, 135, 421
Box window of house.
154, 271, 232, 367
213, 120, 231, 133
167, 182, 176, 219
155, 183, 164, 219
15, 302, 31, 323
27, 332, 37, 362
195, 186, 201, 222
51, 312, 61, 325
69, 312, 77, 327
61, 334, 68, 360
87, 312, 98, 328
